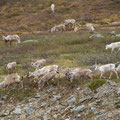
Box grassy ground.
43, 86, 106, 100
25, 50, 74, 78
0, 0, 120, 34
0, 29, 120, 102
1, 29, 120, 77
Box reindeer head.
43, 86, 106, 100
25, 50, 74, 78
106, 44, 110, 50
93, 62, 100, 71
31, 62, 35, 67
2, 35, 6, 40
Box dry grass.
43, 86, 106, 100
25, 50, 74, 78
0, 0, 120, 34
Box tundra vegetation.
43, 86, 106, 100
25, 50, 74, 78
0, 29, 120, 102
0, 0, 120, 104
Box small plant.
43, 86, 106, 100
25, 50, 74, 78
88, 79, 107, 91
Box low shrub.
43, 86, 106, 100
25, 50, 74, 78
88, 79, 107, 91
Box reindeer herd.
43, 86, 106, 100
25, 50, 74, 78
0, 3, 120, 89
0, 55, 120, 89
50, 19, 94, 33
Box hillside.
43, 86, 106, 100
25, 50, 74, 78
0, 1, 120, 120
0, 0, 120, 34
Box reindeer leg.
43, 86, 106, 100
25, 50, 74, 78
88, 74, 93, 80
109, 72, 113, 79
111, 47, 115, 53
8, 69, 10, 74
100, 72, 104, 79
16, 42, 18, 47
113, 70, 119, 79
70, 75, 74, 82
10, 41, 12, 46
14, 67, 15, 73
21, 81, 23, 89
118, 48, 120, 52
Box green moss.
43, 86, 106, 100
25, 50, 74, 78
88, 79, 107, 91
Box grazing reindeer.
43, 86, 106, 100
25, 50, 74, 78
0, 73, 21, 88
69, 69, 92, 82
86, 23, 95, 33
51, 4, 55, 13
2, 35, 21, 46
6, 62, 17, 74
106, 42, 120, 53
94, 63, 119, 79
31, 59, 46, 70
64, 19, 76, 29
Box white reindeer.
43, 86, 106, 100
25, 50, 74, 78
51, 4, 55, 13
51, 27, 57, 32
64, 19, 76, 28
74, 24, 81, 32
31, 59, 46, 70
0, 73, 20, 88
106, 42, 120, 52
94, 63, 119, 79
28, 65, 59, 79
51, 24, 66, 32
68, 69, 92, 82
86, 23, 95, 33
6, 62, 17, 73
39, 70, 57, 88
2, 35, 21, 46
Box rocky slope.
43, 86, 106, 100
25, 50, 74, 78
0, 80, 120, 120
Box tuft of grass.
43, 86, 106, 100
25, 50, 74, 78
88, 79, 107, 91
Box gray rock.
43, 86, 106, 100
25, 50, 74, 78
79, 97, 92, 104
47, 87, 53, 93
25, 108, 35, 115
43, 114, 49, 120
19, 114, 26, 119
102, 101, 109, 106
117, 88, 120, 95
91, 107, 96, 111
116, 34, 120, 37
94, 111, 102, 115
50, 97, 56, 102
67, 96, 76, 105
41, 102, 47, 107
51, 107, 57, 111
0, 110, 10, 116
2, 95, 8, 99
72, 105, 85, 113
89, 34, 104, 38
110, 31, 116, 34
94, 110, 106, 115
46, 109, 51, 114
115, 103, 120, 108
12, 107, 22, 115
53, 114, 58, 119
0, 101, 4, 105
23, 40, 38, 43
53, 95, 61, 100
52, 92, 57, 95
35, 93, 40, 98
29, 98, 36, 102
